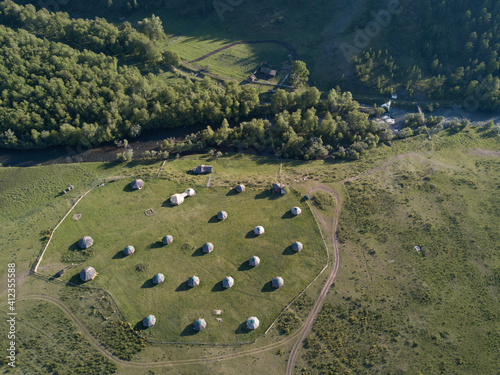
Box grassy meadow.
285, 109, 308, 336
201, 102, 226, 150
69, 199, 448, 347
38, 176, 326, 342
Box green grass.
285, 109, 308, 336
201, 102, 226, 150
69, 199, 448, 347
39, 177, 326, 342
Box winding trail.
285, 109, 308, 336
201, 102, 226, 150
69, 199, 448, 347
286, 187, 341, 375
23, 153, 411, 371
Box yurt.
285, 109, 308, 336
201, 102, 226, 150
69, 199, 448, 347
170, 193, 184, 206
185, 188, 196, 197
291, 206, 302, 216
292, 241, 303, 252
80, 266, 97, 282
78, 236, 93, 249
249, 256, 260, 267
202, 242, 214, 253
188, 276, 200, 287
246, 316, 260, 330
130, 179, 144, 190
272, 276, 284, 288
123, 246, 135, 256
193, 318, 207, 331
254, 226, 265, 235
222, 276, 234, 288
217, 211, 228, 220
143, 315, 156, 328
162, 235, 173, 245
152, 273, 165, 284
236, 184, 246, 193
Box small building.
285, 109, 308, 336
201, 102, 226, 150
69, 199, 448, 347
254, 226, 265, 235
192, 165, 213, 174
248, 74, 257, 82
162, 235, 173, 245
260, 67, 277, 77
217, 211, 228, 220
170, 193, 184, 206
202, 242, 214, 253
152, 273, 165, 284
123, 245, 135, 256
78, 236, 94, 249
291, 206, 302, 216
236, 184, 246, 193
222, 276, 234, 288
249, 256, 260, 267
130, 179, 144, 190
143, 315, 156, 328
193, 318, 206, 331
272, 276, 284, 288
272, 183, 285, 194
188, 275, 200, 287
292, 241, 303, 252
80, 266, 97, 282
246, 316, 260, 330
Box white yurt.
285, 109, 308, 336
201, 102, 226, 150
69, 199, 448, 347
246, 316, 260, 330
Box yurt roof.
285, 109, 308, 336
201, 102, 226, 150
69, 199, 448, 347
123, 245, 135, 255
249, 256, 260, 266
272, 276, 284, 288
222, 276, 234, 288
162, 235, 173, 245
152, 273, 165, 284
291, 206, 302, 215
188, 276, 200, 286
236, 184, 246, 192
217, 211, 228, 220
292, 241, 303, 251
254, 226, 265, 235
193, 318, 207, 331
78, 236, 94, 249
143, 315, 156, 327
131, 179, 144, 190
202, 242, 214, 253
80, 266, 96, 281
246, 316, 260, 330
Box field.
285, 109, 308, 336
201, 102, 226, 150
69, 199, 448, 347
38, 175, 326, 342
0, 127, 498, 373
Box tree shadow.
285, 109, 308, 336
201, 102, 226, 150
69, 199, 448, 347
282, 246, 295, 255
208, 215, 219, 223
66, 273, 84, 286
191, 247, 206, 257
180, 323, 198, 336
261, 281, 276, 292
112, 250, 126, 259
133, 320, 148, 331
122, 183, 134, 192
237, 261, 252, 271
281, 211, 294, 219
141, 279, 156, 288
148, 241, 164, 249
211, 281, 225, 292
235, 322, 251, 334
245, 230, 258, 239
226, 188, 238, 196
175, 281, 191, 292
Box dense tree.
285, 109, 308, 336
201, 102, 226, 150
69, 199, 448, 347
291, 60, 310, 87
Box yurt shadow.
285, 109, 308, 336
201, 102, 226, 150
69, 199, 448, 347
235, 322, 251, 334
261, 281, 277, 292
245, 230, 258, 239
281, 211, 295, 219
208, 215, 219, 223
226, 188, 239, 196
191, 247, 206, 257
141, 279, 155, 289
161, 200, 175, 208
211, 281, 225, 292
112, 250, 127, 259
67, 241, 81, 252
180, 324, 198, 336
148, 241, 164, 249
133, 321, 148, 331
175, 281, 191, 292
254, 190, 272, 200
238, 261, 253, 271
66, 273, 85, 286
282, 246, 295, 255
122, 184, 134, 192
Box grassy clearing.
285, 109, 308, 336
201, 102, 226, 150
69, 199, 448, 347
298, 143, 500, 374
39, 176, 326, 343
